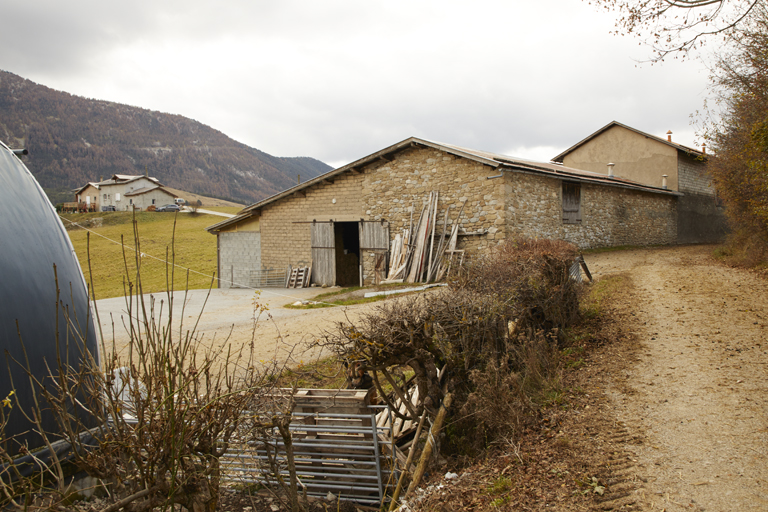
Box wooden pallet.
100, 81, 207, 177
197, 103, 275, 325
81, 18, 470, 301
287, 265, 312, 288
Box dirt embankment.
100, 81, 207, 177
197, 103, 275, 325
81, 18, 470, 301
407, 245, 767, 512
582, 245, 768, 511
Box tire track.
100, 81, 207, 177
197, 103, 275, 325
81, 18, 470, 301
585, 245, 768, 511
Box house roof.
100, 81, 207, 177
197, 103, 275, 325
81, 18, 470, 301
95, 174, 163, 187
551, 121, 706, 163
124, 185, 175, 197
73, 182, 100, 195
206, 136, 681, 233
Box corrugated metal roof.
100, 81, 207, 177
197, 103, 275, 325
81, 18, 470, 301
206, 136, 680, 233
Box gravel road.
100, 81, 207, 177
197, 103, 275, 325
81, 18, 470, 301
582, 245, 768, 511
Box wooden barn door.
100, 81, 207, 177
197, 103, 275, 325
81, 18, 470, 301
360, 221, 390, 284
562, 182, 582, 224
311, 221, 335, 286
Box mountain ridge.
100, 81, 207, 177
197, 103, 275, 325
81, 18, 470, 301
0, 70, 331, 205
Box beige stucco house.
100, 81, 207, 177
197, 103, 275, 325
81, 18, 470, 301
552, 121, 726, 243
84, 174, 177, 211
74, 182, 101, 210
207, 137, 680, 289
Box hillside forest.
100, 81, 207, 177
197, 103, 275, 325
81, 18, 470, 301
0, 70, 331, 205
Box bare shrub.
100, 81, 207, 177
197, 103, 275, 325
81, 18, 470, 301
317, 288, 511, 418
1, 219, 292, 512
453, 238, 582, 337
455, 330, 562, 453
319, 239, 581, 453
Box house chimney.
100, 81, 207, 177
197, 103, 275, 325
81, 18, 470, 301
702, 143, 707, 154
662, 174, 668, 189
666, 130, 673, 142
607, 162, 615, 178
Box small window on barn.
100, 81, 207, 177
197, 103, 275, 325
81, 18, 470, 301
562, 182, 581, 224
103, 194, 107, 200
152, 199, 156, 205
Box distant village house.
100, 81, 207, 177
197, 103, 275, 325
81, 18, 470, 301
72, 174, 178, 212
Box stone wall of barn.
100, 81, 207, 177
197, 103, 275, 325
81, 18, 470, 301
259, 171, 365, 273
504, 172, 678, 248
675, 153, 727, 243
360, 144, 505, 253
677, 153, 713, 196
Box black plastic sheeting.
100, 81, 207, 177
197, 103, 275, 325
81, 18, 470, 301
0, 141, 99, 455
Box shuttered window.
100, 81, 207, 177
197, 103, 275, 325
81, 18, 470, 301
562, 182, 581, 224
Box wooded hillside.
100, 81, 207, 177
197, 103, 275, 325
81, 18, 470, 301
0, 70, 331, 205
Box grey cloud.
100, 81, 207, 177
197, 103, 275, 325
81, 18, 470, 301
1, 0, 713, 167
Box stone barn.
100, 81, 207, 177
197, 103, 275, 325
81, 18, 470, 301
207, 137, 680, 289
553, 121, 727, 243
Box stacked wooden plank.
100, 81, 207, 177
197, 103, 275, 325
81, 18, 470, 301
386, 193, 466, 283
374, 366, 447, 452
376, 382, 420, 443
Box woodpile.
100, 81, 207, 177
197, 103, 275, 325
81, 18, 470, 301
386, 192, 466, 283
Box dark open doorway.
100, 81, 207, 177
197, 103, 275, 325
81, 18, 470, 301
334, 222, 360, 287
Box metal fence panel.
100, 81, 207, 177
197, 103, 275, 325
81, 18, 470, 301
249, 268, 287, 288
220, 409, 393, 506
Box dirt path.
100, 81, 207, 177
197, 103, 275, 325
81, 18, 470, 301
584, 245, 768, 511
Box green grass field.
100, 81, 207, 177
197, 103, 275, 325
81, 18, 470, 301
61, 211, 220, 300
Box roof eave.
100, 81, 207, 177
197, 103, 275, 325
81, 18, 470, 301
499, 164, 681, 196
236, 137, 502, 217
206, 211, 256, 233
552, 121, 705, 162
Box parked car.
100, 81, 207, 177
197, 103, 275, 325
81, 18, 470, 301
101, 205, 116, 211
156, 204, 180, 212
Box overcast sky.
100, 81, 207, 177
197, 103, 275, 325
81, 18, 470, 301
1, 0, 713, 168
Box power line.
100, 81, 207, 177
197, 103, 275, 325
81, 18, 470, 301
58, 216, 349, 307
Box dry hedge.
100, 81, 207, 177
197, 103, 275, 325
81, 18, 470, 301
320, 238, 583, 451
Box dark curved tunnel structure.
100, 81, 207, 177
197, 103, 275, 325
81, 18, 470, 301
0, 140, 99, 456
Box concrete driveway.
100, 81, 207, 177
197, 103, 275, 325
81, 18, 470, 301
93, 286, 365, 366
180, 207, 235, 218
